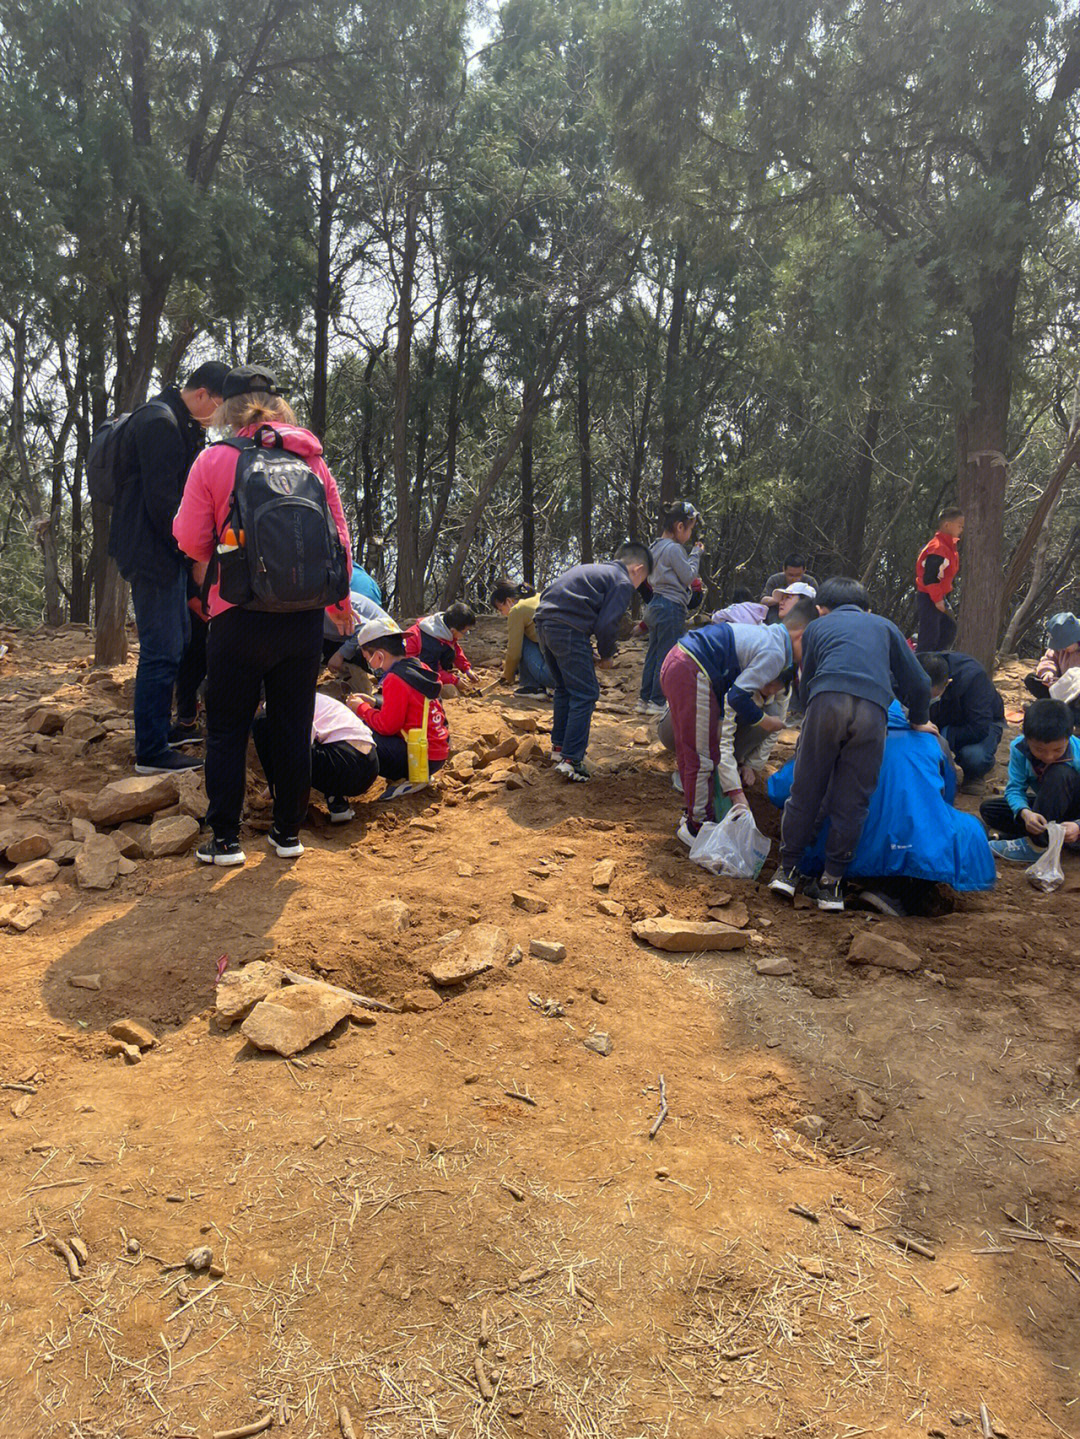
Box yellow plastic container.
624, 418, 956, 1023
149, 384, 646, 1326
404, 699, 431, 785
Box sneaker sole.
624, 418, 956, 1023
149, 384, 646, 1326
378, 783, 427, 801
565, 772, 590, 783
136, 761, 203, 775
267, 837, 304, 858
815, 898, 845, 911
169, 733, 204, 748
329, 811, 355, 824
196, 850, 246, 867
768, 878, 797, 898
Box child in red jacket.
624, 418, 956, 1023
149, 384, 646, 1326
915, 507, 964, 652
348, 619, 449, 799
403, 602, 477, 690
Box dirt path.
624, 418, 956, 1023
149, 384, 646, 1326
1, 623, 1078, 1439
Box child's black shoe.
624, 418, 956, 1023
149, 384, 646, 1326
804, 876, 844, 911
768, 864, 801, 899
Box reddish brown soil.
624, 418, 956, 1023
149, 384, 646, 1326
0, 622, 1077, 1439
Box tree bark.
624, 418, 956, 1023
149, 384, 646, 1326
392, 187, 421, 612
520, 391, 535, 587
659, 242, 688, 510
311, 143, 334, 439
576, 309, 593, 562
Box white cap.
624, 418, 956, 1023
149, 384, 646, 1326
779, 581, 817, 598
354, 617, 401, 649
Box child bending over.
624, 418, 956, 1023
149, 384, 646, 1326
348, 618, 450, 799
980, 699, 1080, 864
254, 692, 378, 827
404, 602, 477, 691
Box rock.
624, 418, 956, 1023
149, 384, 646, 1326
20, 787, 70, 825
371, 899, 411, 933
505, 713, 538, 733
512, 890, 548, 914
173, 769, 208, 820
456, 861, 475, 877
9, 906, 44, 931
447, 750, 479, 779
215, 961, 287, 1025
632, 917, 748, 953
5, 832, 52, 864
105, 1039, 142, 1063
117, 856, 138, 876
847, 931, 921, 972
89, 775, 180, 827
479, 736, 518, 764
515, 736, 542, 763
506, 944, 524, 966
597, 899, 625, 917
75, 834, 120, 890
592, 859, 615, 889
716, 900, 749, 929
401, 989, 442, 1012
853, 1088, 885, 1122
798, 1256, 826, 1279
755, 955, 794, 976
5, 858, 60, 887
425, 924, 508, 985
632, 727, 650, 745
69, 973, 102, 991
107, 1018, 157, 1051
792, 1114, 826, 1141
113, 826, 146, 860
241, 984, 352, 1057
60, 789, 94, 820
26, 707, 66, 735
145, 815, 200, 858
529, 939, 566, 963
48, 840, 82, 865
63, 712, 106, 742
185, 1245, 213, 1272
11, 1093, 33, 1117
583, 1031, 613, 1056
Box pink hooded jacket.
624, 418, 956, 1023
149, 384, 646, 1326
173, 422, 352, 617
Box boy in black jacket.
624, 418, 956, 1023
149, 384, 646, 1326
535, 543, 653, 781
770, 577, 935, 911
918, 651, 1004, 792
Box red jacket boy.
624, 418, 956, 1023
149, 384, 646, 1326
914, 507, 964, 653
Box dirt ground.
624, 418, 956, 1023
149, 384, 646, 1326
1, 619, 1078, 1439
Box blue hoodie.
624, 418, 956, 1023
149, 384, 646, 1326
768, 702, 995, 890
535, 561, 635, 660
800, 604, 931, 724
677, 622, 793, 725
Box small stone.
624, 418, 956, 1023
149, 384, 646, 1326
853, 1087, 885, 1122
425, 923, 508, 985
75, 835, 120, 890
11, 1094, 32, 1118
145, 814, 200, 858
89, 774, 180, 827
26, 707, 65, 735
401, 990, 442, 1012
48, 840, 83, 865
9, 906, 44, 932
63, 712, 106, 742
755, 955, 794, 976
512, 890, 548, 914
185, 1246, 213, 1272
590, 987, 608, 1004
506, 945, 524, 966
456, 861, 475, 877
215, 961, 287, 1025
798, 1256, 826, 1278
655, 1167, 670, 1180
371, 899, 411, 932
529, 939, 566, 964
515, 736, 542, 763
597, 898, 625, 917
505, 713, 538, 733
591, 859, 615, 889
105, 1039, 142, 1063
447, 750, 479, 779
5, 832, 52, 864
126, 1237, 140, 1255
69, 974, 102, 991
632, 727, 650, 745
112, 826, 146, 859
68, 1236, 89, 1265
117, 856, 138, 876
583, 1031, 613, 1056
554, 846, 576, 858
5, 858, 60, 887
832, 1205, 862, 1230
792, 1114, 826, 1141
632, 917, 747, 953
241, 984, 352, 1056
847, 931, 921, 972
107, 1019, 157, 1051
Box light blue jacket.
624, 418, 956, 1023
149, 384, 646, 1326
1003, 734, 1080, 815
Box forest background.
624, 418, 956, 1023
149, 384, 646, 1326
2, 0, 1080, 670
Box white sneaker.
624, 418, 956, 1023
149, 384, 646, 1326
634, 699, 651, 714
554, 758, 573, 776
671, 771, 684, 794
645, 701, 666, 717
676, 817, 696, 849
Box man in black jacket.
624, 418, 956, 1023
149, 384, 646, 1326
108, 361, 229, 773
919, 651, 1005, 792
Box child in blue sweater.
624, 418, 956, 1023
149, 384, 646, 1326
979, 699, 1080, 862
770, 576, 935, 911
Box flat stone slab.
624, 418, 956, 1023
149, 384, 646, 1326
632, 917, 748, 953
241, 984, 352, 1057
216, 961, 287, 1025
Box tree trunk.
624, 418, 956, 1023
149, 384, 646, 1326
311, 143, 334, 439
576, 309, 593, 562
520, 392, 535, 587
392, 187, 422, 612
844, 405, 880, 574
659, 242, 688, 510
628, 368, 654, 543
956, 268, 1020, 670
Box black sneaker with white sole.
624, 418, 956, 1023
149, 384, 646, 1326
196, 837, 246, 867
135, 750, 204, 775
327, 798, 355, 823
267, 827, 304, 858
768, 864, 802, 899
803, 876, 844, 911
168, 720, 204, 747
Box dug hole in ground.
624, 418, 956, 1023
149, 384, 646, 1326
0, 617, 1078, 1439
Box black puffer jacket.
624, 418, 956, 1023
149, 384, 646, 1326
108, 387, 205, 584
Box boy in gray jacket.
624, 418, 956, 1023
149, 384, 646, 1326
638, 501, 704, 713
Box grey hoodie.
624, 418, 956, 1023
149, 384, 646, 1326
649, 535, 700, 607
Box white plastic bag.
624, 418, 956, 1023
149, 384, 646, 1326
1026, 821, 1066, 892
1049, 669, 1080, 705
688, 807, 771, 879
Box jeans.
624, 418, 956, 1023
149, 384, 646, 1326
132, 569, 190, 762
640, 595, 686, 705
536, 621, 600, 764
915, 591, 957, 652
204, 607, 324, 842
780, 692, 888, 877
253, 720, 379, 805
942, 722, 1003, 783
518, 636, 554, 690
980, 762, 1080, 846
175, 610, 208, 724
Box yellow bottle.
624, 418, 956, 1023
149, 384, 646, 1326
404, 699, 431, 785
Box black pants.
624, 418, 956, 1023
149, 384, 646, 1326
253, 719, 379, 806
204, 607, 324, 842
780, 692, 888, 877
175, 611, 208, 724
980, 762, 1080, 844
915, 591, 957, 652
371, 732, 445, 784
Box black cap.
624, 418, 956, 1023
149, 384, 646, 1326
221, 364, 283, 399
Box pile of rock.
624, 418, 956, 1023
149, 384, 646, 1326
439, 716, 545, 802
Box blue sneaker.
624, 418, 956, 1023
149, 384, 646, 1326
989, 837, 1041, 864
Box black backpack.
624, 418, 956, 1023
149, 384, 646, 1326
86, 399, 174, 506
212, 426, 350, 613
